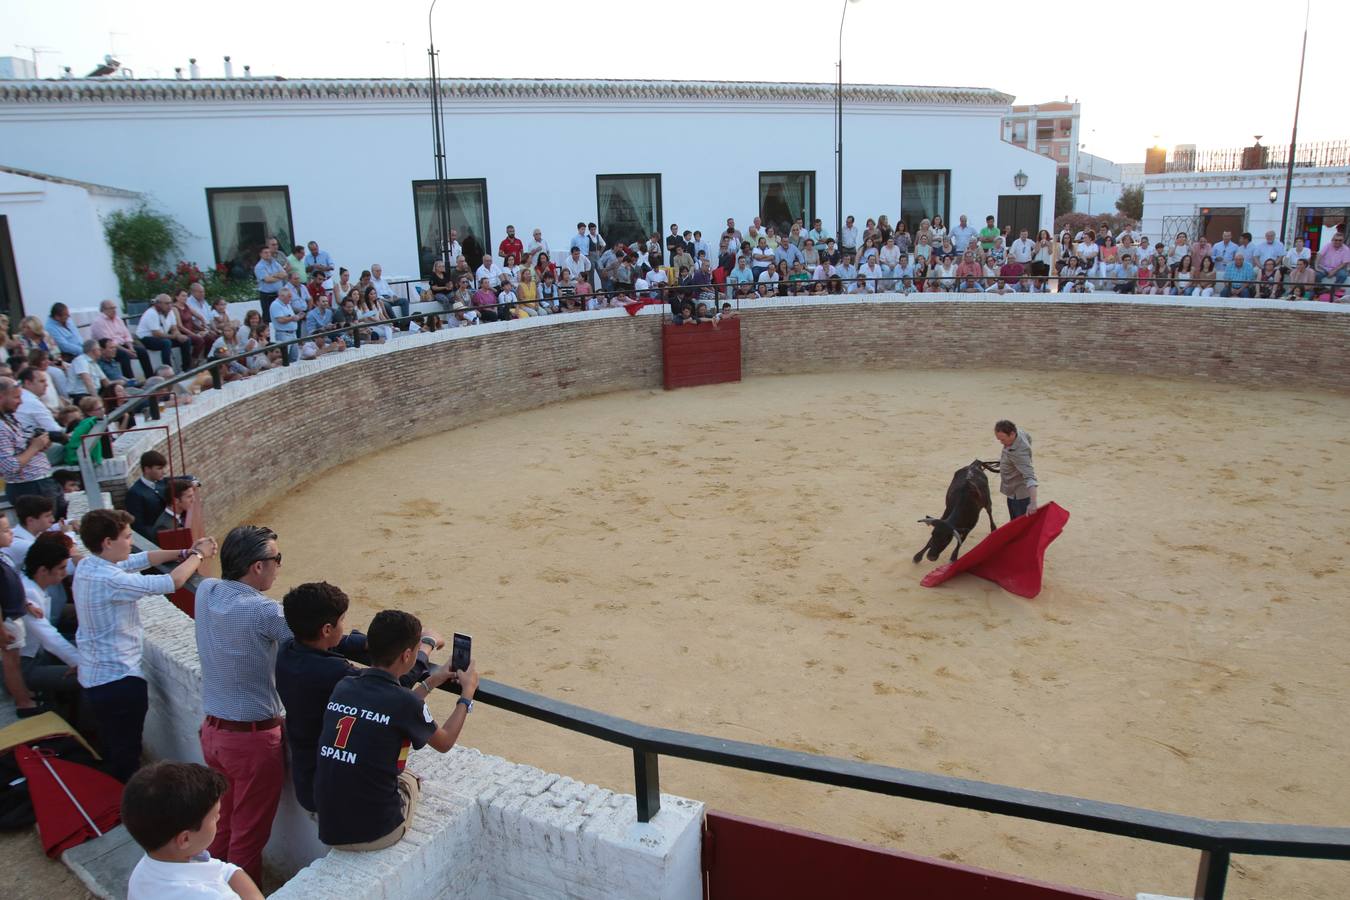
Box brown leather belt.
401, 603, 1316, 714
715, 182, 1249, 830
204, 715, 282, 733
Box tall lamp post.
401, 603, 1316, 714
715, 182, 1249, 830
427, 0, 452, 271
836, 0, 861, 244
1278, 0, 1310, 245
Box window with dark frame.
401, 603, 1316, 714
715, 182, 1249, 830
757, 171, 816, 237
899, 170, 951, 236
412, 179, 490, 278
596, 174, 662, 251
205, 186, 294, 280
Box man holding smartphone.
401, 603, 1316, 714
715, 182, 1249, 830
315, 610, 478, 851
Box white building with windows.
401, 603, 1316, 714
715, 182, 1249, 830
0, 75, 1054, 316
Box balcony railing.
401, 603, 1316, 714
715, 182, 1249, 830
1164, 140, 1350, 174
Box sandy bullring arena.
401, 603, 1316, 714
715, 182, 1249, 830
254, 369, 1350, 899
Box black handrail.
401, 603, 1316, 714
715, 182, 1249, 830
130, 539, 1350, 900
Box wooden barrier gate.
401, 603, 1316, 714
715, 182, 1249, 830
662, 318, 741, 389
702, 811, 1122, 899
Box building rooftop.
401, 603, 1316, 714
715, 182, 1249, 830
0, 163, 141, 198
0, 76, 1013, 107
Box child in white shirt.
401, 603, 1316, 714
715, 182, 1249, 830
124, 762, 262, 899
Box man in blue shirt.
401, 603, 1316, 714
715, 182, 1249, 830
301, 241, 335, 280
807, 218, 830, 244
1211, 231, 1239, 267
773, 236, 803, 269
253, 247, 287, 324
950, 215, 978, 254
46, 304, 84, 361
1221, 252, 1257, 298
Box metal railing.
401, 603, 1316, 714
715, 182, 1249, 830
1164, 139, 1350, 174
130, 554, 1350, 900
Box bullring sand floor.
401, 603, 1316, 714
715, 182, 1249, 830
250, 369, 1349, 898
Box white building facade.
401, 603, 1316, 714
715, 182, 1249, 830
1142, 167, 1350, 249
0, 76, 1053, 315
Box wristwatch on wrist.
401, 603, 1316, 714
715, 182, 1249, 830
416, 680, 430, 694
456, 696, 474, 713
420, 636, 437, 651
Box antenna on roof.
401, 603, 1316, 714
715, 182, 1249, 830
15, 44, 57, 78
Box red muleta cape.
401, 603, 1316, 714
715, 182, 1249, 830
920, 502, 1069, 599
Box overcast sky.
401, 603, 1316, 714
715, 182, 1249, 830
4, 0, 1343, 165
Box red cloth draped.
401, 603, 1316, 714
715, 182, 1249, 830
920, 502, 1069, 599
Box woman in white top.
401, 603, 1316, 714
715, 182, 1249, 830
878, 239, 901, 269
1076, 234, 1099, 265
1173, 255, 1193, 294
933, 257, 958, 291
1168, 233, 1190, 269
929, 215, 948, 245
358, 287, 393, 342
913, 235, 932, 261
1283, 238, 1311, 271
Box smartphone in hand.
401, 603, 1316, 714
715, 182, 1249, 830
451, 633, 472, 672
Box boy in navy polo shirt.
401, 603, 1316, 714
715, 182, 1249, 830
276, 582, 438, 813
314, 610, 478, 850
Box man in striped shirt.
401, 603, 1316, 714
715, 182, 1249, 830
74, 509, 217, 781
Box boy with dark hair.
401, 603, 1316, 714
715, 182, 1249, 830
74, 508, 217, 781
123, 761, 263, 899
314, 609, 478, 851
275, 582, 436, 812
126, 450, 168, 539
5, 493, 56, 570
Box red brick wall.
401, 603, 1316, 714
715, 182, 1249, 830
129, 301, 1347, 533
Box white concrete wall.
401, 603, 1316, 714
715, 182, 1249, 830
136, 593, 704, 898
0, 170, 137, 318
0, 87, 1054, 291
1141, 167, 1350, 244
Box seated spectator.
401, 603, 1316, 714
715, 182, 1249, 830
423, 259, 454, 306
136, 294, 193, 374
19, 533, 81, 722
472, 278, 501, 322
955, 251, 982, 291
1221, 253, 1256, 298
447, 301, 478, 328
515, 267, 545, 316
209, 321, 257, 380
358, 287, 394, 342
314, 609, 478, 851
172, 289, 211, 365
45, 303, 83, 362
122, 761, 264, 899
68, 339, 108, 400
1283, 237, 1311, 274
475, 256, 505, 290
1256, 259, 1283, 299
1286, 258, 1316, 300
1314, 230, 1349, 292
153, 475, 198, 536
537, 271, 560, 314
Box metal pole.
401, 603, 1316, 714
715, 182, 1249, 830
1278, 0, 1309, 244
428, 0, 451, 271
835, 0, 849, 245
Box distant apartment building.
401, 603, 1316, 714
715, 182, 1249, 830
1002, 100, 1080, 182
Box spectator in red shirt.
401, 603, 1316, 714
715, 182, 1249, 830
998, 258, 1024, 288
498, 226, 523, 266
955, 251, 983, 291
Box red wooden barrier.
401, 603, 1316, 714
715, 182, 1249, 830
663, 318, 741, 389
703, 810, 1122, 900
155, 526, 195, 617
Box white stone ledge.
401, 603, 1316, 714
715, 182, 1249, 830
135, 595, 703, 899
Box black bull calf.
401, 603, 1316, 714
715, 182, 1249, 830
913, 460, 1001, 563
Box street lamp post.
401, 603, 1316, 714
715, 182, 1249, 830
1278, 0, 1310, 244
428, 0, 452, 271
836, 0, 860, 244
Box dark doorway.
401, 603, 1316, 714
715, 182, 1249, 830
1198, 207, 1245, 243
997, 195, 1042, 240
0, 216, 22, 323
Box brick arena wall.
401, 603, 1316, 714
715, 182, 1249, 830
109, 296, 1349, 535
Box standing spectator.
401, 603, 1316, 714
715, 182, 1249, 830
45, 303, 83, 362
839, 215, 858, 257
774, 236, 803, 270
1211, 231, 1239, 267
285, 244, 308, 281
302, 241, 335, 280
525, 229, 550, 268
497, 225, 523, 265
253, 247, 287, 325
1314, 230, 1350, 292
16, 366, 62, 437
950, 215, 977, 254
1249, 230, 1286, 270
0, 377, 59, 508
586, 223, 606, 281
568, 222, 590, 256
275, 582, 437, 813
75, 508, 216, 781
122, 761, 264, 900
314, 609, 478, 851
193, 525, 319, 883
91, 300, 154, 381
126, 450, 168, 540
807, 218, 830, 244
666, 224, 685, 265
995, 420, 1038, 520
1189, 233, 1214, 267
978, 215, 999, 253
136, 294, 192, 373
1009, 229, 1036, 267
